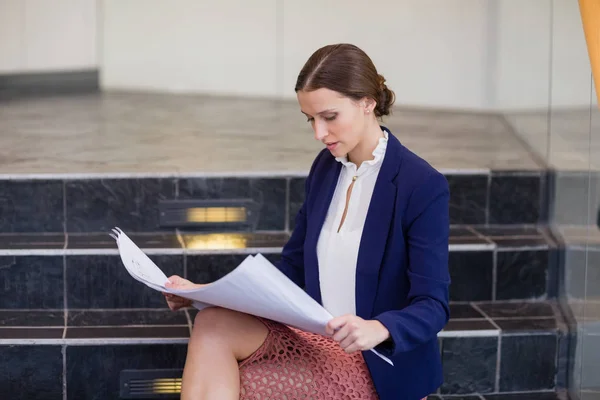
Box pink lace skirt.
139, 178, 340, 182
238, 318, 379, 399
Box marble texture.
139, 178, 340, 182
495, 250, 549, 300
0, 180, 64, 233
488, 174, 543, 224
447, 175, 488, 224
499, 334, 558, 391
448, 251, 494, 302
440, 336, 498, 394
504, 107, 600, 171
66, 255, 183, 308
0, 256, 63, 309
0, 93, 544, 176
66, 178, 176, 232
0, 345, 63, 400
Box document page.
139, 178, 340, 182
111, 227, 393, 365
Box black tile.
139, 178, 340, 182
489, 175, 541, 224
289, 177, 306, 230
495, 318, 557, 332
0, 233, 65, 249
444, 320, 496, 331
178, 177, 287, 231
427, 396, 442, 400
186, 253, 249, 283
181, 232, 288, 250
0, 327, 64, 339
556, 331, 569, 389
440, 336, 498, 394
473, 226, 542, 237
0, 345, 63, 399
492, 237, 550, 248
450, 304, 486, 319
496, 250, 549, 300
0, 310, 64, 326
450, 227, 478, 237
66, 255, 183, 308
447, 175, 488, 224
66, 178, 176, 232
68, 232, 181, 249
67, 310, 188, 326
65, 326, 189, 339
476, 302, 555, 319
0, 180, 64, 233
484, 393, 560, 400
67, 344, 187, 400
449, 251, 494, 301
450, 236, 490, 246
499, 334, 557, 391
0, 256, 63, 308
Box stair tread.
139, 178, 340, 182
0, 301, 564, 344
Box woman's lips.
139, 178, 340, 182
326, 142, 339, 151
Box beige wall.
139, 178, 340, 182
0, 0, 97, 73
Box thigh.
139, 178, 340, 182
192, 307, 269, 362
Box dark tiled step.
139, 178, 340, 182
0, 301, 565, 399
0, 171, 546, 235
0, 228, 558, 309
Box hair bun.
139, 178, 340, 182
375, 74, 395, 117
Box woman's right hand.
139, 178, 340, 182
162, 275, 204, 311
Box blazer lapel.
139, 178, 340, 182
355, 131, 402, 319
305, 160, 341, 305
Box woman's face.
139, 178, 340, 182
297, 88, 371, 158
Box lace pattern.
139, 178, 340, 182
238, 318, 379, 399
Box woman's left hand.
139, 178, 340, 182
326, 315, 391, 353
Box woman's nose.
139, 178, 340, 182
314, 120, 328, 141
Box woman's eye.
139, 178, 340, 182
306, 117, 314, 123
324, 115, 336, 121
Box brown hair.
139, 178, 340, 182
295, 43, 396, 117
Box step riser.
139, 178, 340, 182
0, 245, 556, 310
2, 331, 564, 400
0, 171, 547, 234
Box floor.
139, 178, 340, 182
505, 107, 600, 171
0, 92, 545, 177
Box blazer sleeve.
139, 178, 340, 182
373, 171, 451, 356
275, 149, 326, 288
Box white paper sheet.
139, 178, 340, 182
111, 227, 393, 365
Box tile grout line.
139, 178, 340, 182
468, 303, 502, 393
63, 254, 67, 339
62, 344, 67, 400
485, 173, 492, 225
491, 250, 498, 301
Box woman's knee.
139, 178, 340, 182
190, 307, 268, 360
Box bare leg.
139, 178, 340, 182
180, 307, 269, 400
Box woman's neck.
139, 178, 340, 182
347, 123, 385, 169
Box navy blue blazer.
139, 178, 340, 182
276, 126, 451, 400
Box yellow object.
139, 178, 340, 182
579, 0, 600, 106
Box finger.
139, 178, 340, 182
332, 323, 351, 343
339, 331, 359, 351
326, 316, 349, 335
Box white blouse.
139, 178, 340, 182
316, 130, 388, 317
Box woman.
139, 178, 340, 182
164, 43, 451, 400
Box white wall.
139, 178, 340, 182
0, 0, 97, 74
0, 0, 594, 110
100, 0, 492, 110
